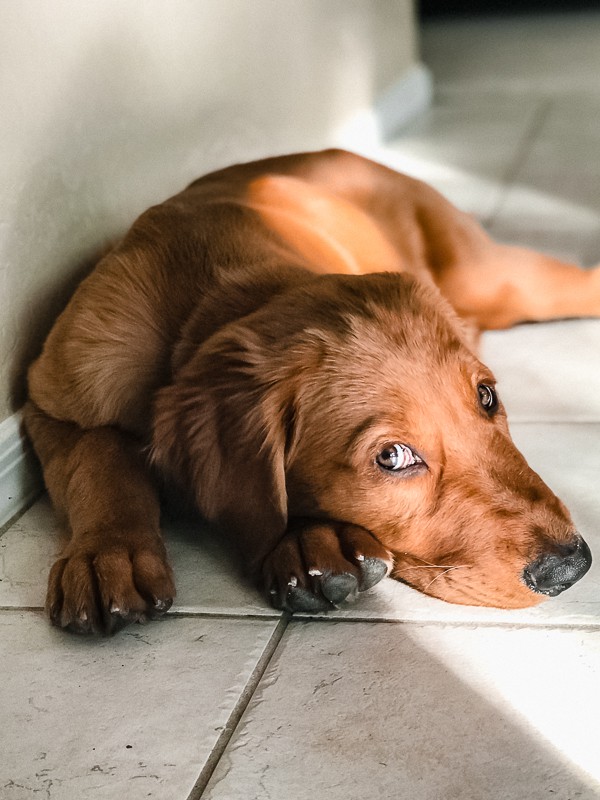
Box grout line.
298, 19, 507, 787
168, 609, 283, 622
0, 606, 285, 624
292, 615, 600, 632
185, 613, 291, 800
3, 606, 600, 632
482, 96, 553, 229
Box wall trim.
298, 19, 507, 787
335, 62, 433, 148
0, 413, 42, 529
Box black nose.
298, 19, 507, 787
523, 535, 592, 597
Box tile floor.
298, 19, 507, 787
3, 11, 600, 800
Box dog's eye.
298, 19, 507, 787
376, 443, 422, 472
478, 383, 498, 415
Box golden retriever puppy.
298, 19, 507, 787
24, 150, 595, 633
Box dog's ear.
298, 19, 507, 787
152, 324, 293, 573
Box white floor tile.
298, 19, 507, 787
382, 94, 541, 219
486, 215, 600, 269
203, 621, 600, 800
0, 497, 60, 608
481, 320, 600, 423
0, 611, 279, 800
421, 15, 600, 263
164, 514, 279, 617
487, 96, 600, 261
509, 423, 600, 547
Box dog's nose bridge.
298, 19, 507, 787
485, 438, 573, 522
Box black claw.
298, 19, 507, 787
267, 588, 283, 610
104, 605, 148, 635
285, 586, 332, 613
152, 597, 173, 614
321, 573, 358, 605
358, 558, 388, 591
65, 619, 93, 635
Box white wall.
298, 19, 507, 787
0, 0, 419, 421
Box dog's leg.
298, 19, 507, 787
437, 244, 600, 330
23, 401, 175, 634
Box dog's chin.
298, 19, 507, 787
393, 573, 547, 610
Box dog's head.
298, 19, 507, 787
153, 271, 591, 608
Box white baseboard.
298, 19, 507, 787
335, 62, 433, 148
0, 413, 42, 529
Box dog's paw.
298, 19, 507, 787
46, 531, 175, 635
262, 521, 392, 613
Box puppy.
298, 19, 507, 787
24, 149, 595, 633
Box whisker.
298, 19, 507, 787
403, 564, 460, 570
401, 554, 471, 571
424, 565, 469, 591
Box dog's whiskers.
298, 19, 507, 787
423, 565, 469, 591
402, 557, 469, 570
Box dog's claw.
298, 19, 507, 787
285, 586, 333, 613
65, 618, 92, 636
152, 596, 172, 614
321, 572, 358, 605
268, 571, 361, 613
357, 557, 389, 591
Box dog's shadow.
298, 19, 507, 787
159, 495, 268, 614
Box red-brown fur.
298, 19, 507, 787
24, 149, 598, 633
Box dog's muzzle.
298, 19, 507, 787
523, 535, 592, 597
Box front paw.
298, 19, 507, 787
46, 531, 176, 635
262, 521, 392, 613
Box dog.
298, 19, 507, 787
24, 149, 595, 634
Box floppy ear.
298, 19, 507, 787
152, 324, 292, 574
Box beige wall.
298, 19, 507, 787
1, 0, 418, 422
